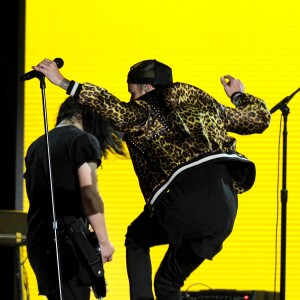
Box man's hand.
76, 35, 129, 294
33, 58, 65, 87
99, 240, 115, 263
220, 75, 245, 98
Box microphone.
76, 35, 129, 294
20, 58, 64, 81
270, 87, 300, 114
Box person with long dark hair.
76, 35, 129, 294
24, 96, 126, 300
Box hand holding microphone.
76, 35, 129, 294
20, 58, 65, 86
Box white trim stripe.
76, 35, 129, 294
70, 81, 79, 97
149, 153, 248, 205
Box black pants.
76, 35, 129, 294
46, 275, 91, 300
126, 232, 205, 300
125, 163, 237, 300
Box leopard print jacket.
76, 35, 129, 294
74, 82, 271, 205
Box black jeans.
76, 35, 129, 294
125, 163, 237, 300
125, 211, 205, 300
46, 275, 90, 300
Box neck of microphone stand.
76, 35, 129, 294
270, 87, 300, 114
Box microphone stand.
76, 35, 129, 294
270, 87, 300, 300
278, 104, 288, 300
38, 76, 64, 300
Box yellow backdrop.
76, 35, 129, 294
22, 0, 300, 299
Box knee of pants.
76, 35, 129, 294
125, 237, 138, 249
125, 237, 150, 254
124, 236, 134, 249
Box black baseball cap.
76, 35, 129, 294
127, 59, 173, 85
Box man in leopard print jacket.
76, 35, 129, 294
34, 58, 271, 300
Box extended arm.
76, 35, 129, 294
78, 161, 114, 263
220, 75, 271, 134
32, 59, 148, 131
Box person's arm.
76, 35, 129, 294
220, 75, 271, 134
78, 161, 114, 263
33, 59, 148, 131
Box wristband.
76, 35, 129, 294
66, 81, 80, 97
66, 80, 75, 94
231, 92, 244, 106
70, 81, 79, 97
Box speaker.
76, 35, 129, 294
181, 289, 280, 300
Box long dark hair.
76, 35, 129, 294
56, 96, 126, 159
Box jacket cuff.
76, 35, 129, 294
66, 81, 82, 98
231, 92, 244, 106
